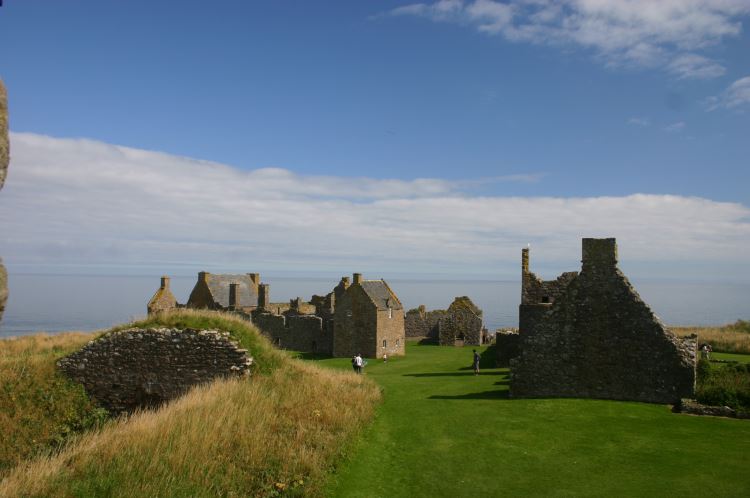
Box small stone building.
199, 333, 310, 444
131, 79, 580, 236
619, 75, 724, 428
147, 276, 178, 314
405, 297, 484, 346
439, 296, 483, 346
510, 238, 696, 404
333, 273, 405, 359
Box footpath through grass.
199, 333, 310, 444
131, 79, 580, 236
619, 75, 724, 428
313, 343, 750, 498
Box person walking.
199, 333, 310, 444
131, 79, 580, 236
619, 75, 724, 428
351, 355, 358, 373
354, 353, 363, 374
472, 349, 481, 376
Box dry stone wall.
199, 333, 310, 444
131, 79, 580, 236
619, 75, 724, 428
251, 310, 333, 355
495, 330, 520, 367
58, 328, 253, 414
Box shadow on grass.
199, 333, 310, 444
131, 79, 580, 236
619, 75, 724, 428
429, 389, 510, 400
404, 371, 504, 378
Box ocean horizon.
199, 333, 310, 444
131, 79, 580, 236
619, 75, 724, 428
1, 273, 748, 338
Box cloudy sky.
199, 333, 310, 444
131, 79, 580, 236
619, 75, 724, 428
1, 1, 749, 280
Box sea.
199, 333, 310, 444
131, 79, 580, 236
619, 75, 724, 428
1, 273, 749, 338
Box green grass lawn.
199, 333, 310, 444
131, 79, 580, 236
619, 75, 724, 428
307, 344, 750, 498
712, 352, 750, 363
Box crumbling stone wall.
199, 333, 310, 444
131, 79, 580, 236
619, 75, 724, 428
405, 305, 446, 340
58, 328, 253, 414
438, 297, 483, 346
511, 239, 696, 404
495, 330, 520, 367
0, 80, 9, 321
251, 309, 333, 355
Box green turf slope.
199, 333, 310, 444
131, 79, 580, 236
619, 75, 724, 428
313, 344, 750, 498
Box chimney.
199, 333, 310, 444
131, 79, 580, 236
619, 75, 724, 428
582, 238, 618, 272
353, 273, 363, 285
229, 283, 241, 309
199, 271, 210, 283
258, 283, 270, 310
521, 248, 529, 274
247, 273, 260, 288
160, 276, 170, 289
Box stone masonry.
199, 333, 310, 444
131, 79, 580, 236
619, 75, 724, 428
439, 296, 483, 346
58, 328, 253, 414
511, 238, 696, 404
0, 79, 9, 321
404, 305, 447, 340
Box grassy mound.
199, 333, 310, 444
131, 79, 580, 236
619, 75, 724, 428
0, 310, 381, 497
0, 333, 107, 477
672, 320, 750, 354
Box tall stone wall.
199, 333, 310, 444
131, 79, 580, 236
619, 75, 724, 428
511, 239, 696, 404
376, 308, 406, 357
57, 328, 253, 414
333, 286, 378, 358
495, 330, 520, 367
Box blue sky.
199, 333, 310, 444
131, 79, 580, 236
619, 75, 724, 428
1, 1, 749, 279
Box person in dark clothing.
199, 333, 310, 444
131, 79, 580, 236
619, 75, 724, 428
472, 349, 481, 376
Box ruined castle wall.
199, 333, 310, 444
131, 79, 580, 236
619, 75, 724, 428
0, 80, 8, 321
439, 309, 483, 346
511, 239, 696, 404
252, 311, 332, 355
522, 271, 578, 305
405, 307, 446, 339
333, 286, 377, 358
495, 330, 520, 367
57, 328, 252, 414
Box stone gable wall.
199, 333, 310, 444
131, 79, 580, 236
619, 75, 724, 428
405, 306, 446, 339
511, 239, 696, 404
376, 308, 406, 357
57, 328, 252, 414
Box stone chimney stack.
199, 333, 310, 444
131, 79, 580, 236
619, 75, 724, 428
258, 283, 270, 310
248, 273, 260, 289
522, 248, 529, 274
229, 283, 241, 309
582, 238, 618, 272
353, 273, 363, 285
160, 276, 170, 290
199, 271, 209, 283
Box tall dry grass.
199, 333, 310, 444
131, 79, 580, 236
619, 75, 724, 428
0, 332, 106, 476
0, 311, 381, 497
671, 321, 750, 354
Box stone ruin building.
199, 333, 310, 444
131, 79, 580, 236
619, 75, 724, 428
333, 273, 405, 359
147, 272, 405, 359
405, 296, 486, 346
509, 238, 696, 404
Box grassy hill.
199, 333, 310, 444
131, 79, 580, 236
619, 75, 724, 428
0, 311, 381, 497
312, 344, 750, 498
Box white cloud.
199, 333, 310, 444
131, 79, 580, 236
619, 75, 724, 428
706, 75, 750, 110
628, 117, 651, 127
1, 133, 749, 276
383, 0, 750, 77
663, 121, 686, 132
667, 53, 726, 79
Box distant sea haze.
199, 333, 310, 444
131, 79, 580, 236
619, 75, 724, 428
1, 274, 748, 338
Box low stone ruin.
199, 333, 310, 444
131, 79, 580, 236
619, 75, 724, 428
405, 297, 484, 346
58, 328, 253, 414
511, 238, 696, 404
495, 330, 520, 367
